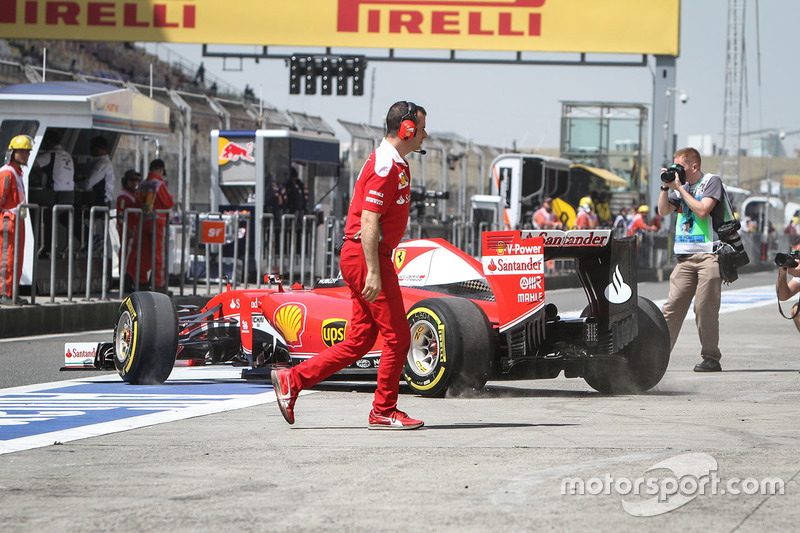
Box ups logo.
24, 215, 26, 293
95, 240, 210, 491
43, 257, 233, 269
321, 319, 348, 347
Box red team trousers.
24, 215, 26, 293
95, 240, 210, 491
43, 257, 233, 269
291, 241, 411, 415
1, 213, 24, 298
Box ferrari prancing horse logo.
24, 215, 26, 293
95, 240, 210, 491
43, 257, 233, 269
394, 249, 407, 270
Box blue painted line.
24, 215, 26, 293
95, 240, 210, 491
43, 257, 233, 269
0, 368, 309, 455
561, 284, 779, 319
0, 381, 271, 441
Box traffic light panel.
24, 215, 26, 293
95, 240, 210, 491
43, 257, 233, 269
287, 54, 366, 96
320, 57, 333, 95
289, 55, 302, 95
336, 59, 347, 95
351, 56, 365, 96
304, 56, 316, 95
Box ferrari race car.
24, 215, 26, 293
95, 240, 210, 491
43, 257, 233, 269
64, 230, 671, 397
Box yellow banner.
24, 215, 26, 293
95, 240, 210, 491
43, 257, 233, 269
0, 0, 679, 55
784, 175, 800, 189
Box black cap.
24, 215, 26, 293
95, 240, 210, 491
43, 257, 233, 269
123, 169, 141, 181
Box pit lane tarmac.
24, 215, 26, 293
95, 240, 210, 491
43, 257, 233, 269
1, 276, 799, 532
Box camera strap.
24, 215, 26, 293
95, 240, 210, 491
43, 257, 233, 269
715, 184, 739, 231
776, 294, 800, 321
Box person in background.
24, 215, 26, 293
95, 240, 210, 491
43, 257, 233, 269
658, 147, 725, 372
575, 196, 598, 229
784, 216, 800, 236
284, 166, 308, 222
532, 197, 563, 230
86, 136, 115, 206
613, 207, 630, 238
34, 130, 75, 256
775, 236, 800, 333
0, 135, 32, 304
651, 204, 662, 231
627, 205, 658, 236
136, 159, 174, 292
271, 101, 428, 430
595, 192, 612, 227
35, 130, 74, 192
115, 169, 141, 293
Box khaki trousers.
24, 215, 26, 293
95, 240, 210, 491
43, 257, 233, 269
662, 253, 723, 361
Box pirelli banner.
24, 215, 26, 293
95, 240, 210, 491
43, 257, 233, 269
0, 0, 680, 56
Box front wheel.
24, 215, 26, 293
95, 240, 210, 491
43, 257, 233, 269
583, 296, 670, 394
404, 297, 494, 398
114, 291, 178, 384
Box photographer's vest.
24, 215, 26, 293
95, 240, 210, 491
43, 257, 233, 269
674, 173, 726, 254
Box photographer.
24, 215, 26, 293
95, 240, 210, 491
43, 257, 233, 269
658, 147, 727, 372
775, 236, 800, 332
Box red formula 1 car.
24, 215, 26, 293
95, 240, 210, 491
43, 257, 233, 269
67, 230, 670, 396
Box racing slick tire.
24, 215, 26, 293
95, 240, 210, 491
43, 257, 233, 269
404, 297, 494, 398
583, 296, 670, 394
114, 291, 179, 385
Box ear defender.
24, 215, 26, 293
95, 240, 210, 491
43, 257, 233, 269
397, 102, 417, 141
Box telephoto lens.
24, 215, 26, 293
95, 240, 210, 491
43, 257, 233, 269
775, 253, 800, 269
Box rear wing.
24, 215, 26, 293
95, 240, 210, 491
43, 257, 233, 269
482, 230, 638, 341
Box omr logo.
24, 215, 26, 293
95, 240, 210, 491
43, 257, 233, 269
336, 0, 545, 37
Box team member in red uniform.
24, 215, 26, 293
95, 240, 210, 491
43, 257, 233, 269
136, 159, 174, 291
271, 101, 428, 430
575, 197, 598, 229
115, 169, 141, 292
0, 135, 31, 304
532, 197, 562, 229
627, 205, 658, 236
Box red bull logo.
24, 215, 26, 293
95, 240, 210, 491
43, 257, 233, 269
218, 137, 255, 165
337, 0, 544, 37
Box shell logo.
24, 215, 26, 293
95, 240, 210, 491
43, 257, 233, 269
273, 303, 307, 347
496, 241, 507, 255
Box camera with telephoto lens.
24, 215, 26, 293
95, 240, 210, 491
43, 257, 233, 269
775, 250, 800, 268
660, 163, 687, 185
717, 220, 748, 265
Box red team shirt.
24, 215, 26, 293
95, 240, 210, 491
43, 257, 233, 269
344, 139, 411, 251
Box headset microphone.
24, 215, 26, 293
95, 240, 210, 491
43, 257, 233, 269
415, 149, 427, 155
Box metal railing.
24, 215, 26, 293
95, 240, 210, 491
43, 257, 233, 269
10, 204, 39, 305
85, 206, 111, 300
4, 207, 789, 305
49, 204, 73, 303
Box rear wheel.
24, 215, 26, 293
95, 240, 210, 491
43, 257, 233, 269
583, 296, 670, 394
114, 291, 178, 384
404, 297, 494, 398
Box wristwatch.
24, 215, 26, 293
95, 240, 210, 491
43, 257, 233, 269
660, 186, 669, 191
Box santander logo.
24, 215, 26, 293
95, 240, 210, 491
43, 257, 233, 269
604, 265, 632, 304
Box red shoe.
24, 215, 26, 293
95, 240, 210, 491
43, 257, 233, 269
271, 369, 298, 425
368, 409, 424, 430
